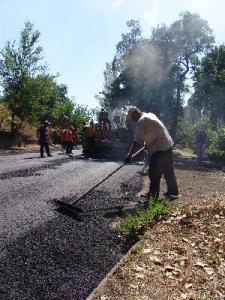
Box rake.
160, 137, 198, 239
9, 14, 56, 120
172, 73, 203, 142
55, 146, 145, 215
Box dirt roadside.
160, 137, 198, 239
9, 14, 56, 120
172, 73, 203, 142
87, 151, 225, 300
0, 144, 84, 156
0, 144, 63, 155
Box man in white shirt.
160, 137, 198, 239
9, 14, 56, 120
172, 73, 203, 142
125, 107, 179, 201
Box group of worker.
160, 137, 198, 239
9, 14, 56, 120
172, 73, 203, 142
37, 107, 209, 206
37, 121, 78, 158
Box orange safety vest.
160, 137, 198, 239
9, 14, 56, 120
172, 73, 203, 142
62, 129, 75, 143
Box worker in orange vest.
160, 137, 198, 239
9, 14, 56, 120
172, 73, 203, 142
61, 125, 76, 154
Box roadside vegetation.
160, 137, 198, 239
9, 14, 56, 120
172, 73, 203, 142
97, 12, 225, 162
0, 12, 224, 159
0, 22, 95, 146
92, 195, 225, 300
177, 117, 225, 162
117, 198, 169, 246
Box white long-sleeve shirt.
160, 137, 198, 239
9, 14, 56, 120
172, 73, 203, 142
134, 113, 174, 155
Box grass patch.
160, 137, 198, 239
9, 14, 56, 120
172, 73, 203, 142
117, 197, 169, 245
180, 147, 194, 154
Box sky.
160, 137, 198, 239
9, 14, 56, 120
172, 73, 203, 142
0, 0, 224, 108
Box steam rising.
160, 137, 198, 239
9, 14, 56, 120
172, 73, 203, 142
125, 43, 171, 89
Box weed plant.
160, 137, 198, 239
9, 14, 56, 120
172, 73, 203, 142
117, 197, 169, 245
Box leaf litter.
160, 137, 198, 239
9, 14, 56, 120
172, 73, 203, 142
90, 194, 225, 300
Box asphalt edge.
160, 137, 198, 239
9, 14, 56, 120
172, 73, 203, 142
86, 167, 148, 300
86, 238, 142, 300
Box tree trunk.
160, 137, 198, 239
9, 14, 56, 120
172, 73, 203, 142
171, 85, 181, 142
171, 108, 178, 142
11, 112, 15, 136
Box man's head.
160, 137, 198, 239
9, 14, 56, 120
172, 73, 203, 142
44, 120, 50, 126
127, 107, 142, 122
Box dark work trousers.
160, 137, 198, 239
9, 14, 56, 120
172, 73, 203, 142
148, 148, 178, 198
66, 141, 73, 154
40, 142, 50, 157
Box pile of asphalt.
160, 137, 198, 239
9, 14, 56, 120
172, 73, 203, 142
0, 164, 143, 300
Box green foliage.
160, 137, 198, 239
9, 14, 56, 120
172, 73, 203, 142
177, 116, 225, 161
52, 97, 74, 126
0, 22, 90, 136
0, 21, 48, 133
193, 45, 225, 125
26, 75, 71, 125
99, 12, 214, 138
117, 198, 169, 245
0, 102, 11, 129
71, 104, 90, 132
177, 116, 211, 149
176, 121, 194, 148
207, 125, 225, 161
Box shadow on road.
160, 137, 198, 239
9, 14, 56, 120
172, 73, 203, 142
174, 153, 224, 173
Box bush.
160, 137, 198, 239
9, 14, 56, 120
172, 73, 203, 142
176, 121, 194, 149
207, 126, 225, 161
176, 117, 212, 153
0, 103, 11, 130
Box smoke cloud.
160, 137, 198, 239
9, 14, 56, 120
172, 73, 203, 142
125, 43, 171, 89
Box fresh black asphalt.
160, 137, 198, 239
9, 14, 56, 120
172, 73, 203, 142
0, 150, 143, 300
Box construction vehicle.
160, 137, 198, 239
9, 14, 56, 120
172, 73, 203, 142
82, 109, 133, 159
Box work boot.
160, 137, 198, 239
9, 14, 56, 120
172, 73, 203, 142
139, 191, 151, 198
164, 192, 180, 200
47, 154, 53, 157
139, 192, 159, 200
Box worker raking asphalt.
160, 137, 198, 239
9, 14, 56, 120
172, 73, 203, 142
54, 146, 145, 216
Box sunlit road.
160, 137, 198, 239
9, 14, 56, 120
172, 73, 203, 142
0, 149, 143, 299
0, 150, 122, 246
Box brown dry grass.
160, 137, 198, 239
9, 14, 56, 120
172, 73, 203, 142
89, 153, 225, 300
90, 195, 225, 300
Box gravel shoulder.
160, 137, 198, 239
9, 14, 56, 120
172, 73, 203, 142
87, 152, 225, 300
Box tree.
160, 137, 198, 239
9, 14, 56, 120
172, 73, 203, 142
193, 45, 225, 126
71, 104, 90, 132
168, 11, 214, 137
97, 20, 142, 109
0, 101, 11, 130
98, 12, 215, 139
0, 21, 47, 134
21, 74, 71, 125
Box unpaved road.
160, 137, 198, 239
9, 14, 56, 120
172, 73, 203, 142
0, 150, 143, 300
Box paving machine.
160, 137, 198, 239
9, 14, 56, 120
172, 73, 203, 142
82, 109, 133, 159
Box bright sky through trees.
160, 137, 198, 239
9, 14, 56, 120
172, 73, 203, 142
0, 0, 224, 108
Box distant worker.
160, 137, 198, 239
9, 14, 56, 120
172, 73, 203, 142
63, 115, 69, 127
195, 129, 207, 162
124, 107, 179, 202
98, 109, 111, 131
83, 123, 96, 156
90, 119, 94, 127
37, 120, 52, 158
61, 125, 77, 154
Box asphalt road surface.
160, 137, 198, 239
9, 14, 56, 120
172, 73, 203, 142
0, 149, 143, 300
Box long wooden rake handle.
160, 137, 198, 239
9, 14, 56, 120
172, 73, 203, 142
55, 146, 145, 208
74, 146, 145, 204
